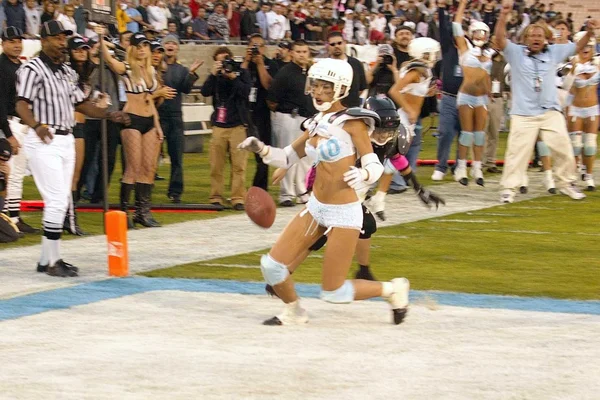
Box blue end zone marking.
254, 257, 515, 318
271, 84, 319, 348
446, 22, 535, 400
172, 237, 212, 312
1, 277, 599, 321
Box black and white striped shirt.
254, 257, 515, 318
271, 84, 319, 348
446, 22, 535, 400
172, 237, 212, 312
16, 52, 86, 132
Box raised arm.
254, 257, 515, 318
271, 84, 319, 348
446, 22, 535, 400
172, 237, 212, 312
452, 0, 469, 54
576, 20, 599, 54
494, 0, 513, 50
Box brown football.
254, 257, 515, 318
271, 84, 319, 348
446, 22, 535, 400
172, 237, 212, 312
245, 186, 276, 229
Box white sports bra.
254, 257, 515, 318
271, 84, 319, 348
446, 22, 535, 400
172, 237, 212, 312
399, 64, 432, 97
304, 111, 375, 165
573, 62, 600, 88
459, 47, 492, 74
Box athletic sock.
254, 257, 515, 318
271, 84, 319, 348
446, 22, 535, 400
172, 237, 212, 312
381, 282, 394, 298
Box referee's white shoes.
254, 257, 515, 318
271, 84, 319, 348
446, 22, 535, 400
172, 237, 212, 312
559, 184, 586, 200
500, 189, 515, 204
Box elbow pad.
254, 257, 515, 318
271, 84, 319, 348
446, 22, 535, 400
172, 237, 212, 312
361, 153, 384, 185
452, 22, 464, 37
260, 145, 300, 169
561, 74, 575, 91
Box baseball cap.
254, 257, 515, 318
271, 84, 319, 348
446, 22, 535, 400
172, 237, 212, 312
40, 20, 73, 38
130, 32, 150, 46
2, 26, 24, 41
162, 34, 180, 46
150, 41, 165, 52
68, 36, 91, 50
396, 25, 415, 34
278, 41, 291, 50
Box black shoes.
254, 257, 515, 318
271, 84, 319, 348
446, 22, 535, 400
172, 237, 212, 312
279, 200, 294, 207
16, 218, 40, 234
39, 259, 79, 277
133, 183, 161, 228
233, 203, 245, 211
486, 166, 501, 174
355, 266, 376, 281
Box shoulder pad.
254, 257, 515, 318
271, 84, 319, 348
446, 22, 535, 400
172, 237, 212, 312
343, 108, 381, 127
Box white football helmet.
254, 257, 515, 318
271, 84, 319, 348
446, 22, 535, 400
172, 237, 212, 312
469, 21, 490, 47
306, 58, 353, 112
408, 37, 441, 67
573, 31, 597, 48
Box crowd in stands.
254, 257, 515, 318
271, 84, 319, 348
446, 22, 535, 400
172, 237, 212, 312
0, 0, 595, 44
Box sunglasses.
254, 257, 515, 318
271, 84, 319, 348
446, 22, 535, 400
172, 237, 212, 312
328, 40, 343, 46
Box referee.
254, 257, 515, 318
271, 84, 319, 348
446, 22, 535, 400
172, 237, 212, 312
16, 21, 130, 277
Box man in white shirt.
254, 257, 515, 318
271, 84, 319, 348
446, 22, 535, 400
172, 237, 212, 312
266, 3, 286, 40
24, 0, 40, 37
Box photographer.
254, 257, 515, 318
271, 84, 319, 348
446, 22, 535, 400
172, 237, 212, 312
200, 47, 251, 211
241, 33, 278, 191
366, 44, 398, 97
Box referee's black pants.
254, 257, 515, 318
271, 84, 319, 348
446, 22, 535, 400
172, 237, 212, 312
250, 109, 272, 190
78, 120, 121, 202
160, 116, 185, 197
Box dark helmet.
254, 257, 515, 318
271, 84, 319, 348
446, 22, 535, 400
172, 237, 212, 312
363, 95, 412, 160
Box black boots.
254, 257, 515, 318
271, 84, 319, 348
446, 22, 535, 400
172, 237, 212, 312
120, 182, 135, 229
64, 191, 86, 236
133, 183, 161, 228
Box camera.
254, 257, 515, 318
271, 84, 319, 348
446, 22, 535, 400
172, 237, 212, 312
222, 56, 241, 74
251, 44, 260, 57
382, 55, 393, 65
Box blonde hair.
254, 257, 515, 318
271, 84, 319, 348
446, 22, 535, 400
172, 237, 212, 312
126, 45, 155, 87
521, 23, 553, 43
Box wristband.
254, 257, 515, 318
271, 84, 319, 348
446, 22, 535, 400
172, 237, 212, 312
33, 123, 42, 130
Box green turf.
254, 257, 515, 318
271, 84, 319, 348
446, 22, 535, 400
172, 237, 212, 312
11, 120, 504, 249
143, 192, 600, 301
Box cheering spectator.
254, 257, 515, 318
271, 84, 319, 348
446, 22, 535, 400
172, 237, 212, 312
191, 7, 209, 40
24, 0, 40, 37
304, 4, 322, 42
227, 1, 241, 39
5, 0, 26, 33
256, 2, 269, 39
267, 3, 286, 40
56, 3, 77, 34
40, 1, 54, 25
208, 2, 230, 40
240, 0, 259, 40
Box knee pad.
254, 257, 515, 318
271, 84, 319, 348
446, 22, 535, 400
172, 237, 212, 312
260, 254, 290, 286
536, 141, 551, 157
458, 131, 474, 147
473, 131, 486, 146
570, 132, 583, 156
308, 235, 328, 251
359, 205, 377, 239
583, 133, 597, 156
320, 280, 355, 304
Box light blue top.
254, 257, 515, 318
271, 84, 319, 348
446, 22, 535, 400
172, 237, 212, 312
125, 8, 141, 33
504, 41, 576, 116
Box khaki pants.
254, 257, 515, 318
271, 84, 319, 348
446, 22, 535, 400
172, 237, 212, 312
500, 111, 575, 191
484, 98, 504, 167
271, 111, 310, 203
209, 125, 248, 205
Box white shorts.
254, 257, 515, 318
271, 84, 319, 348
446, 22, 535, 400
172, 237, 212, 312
302, 193, 363, 232
568, 105, 599, 121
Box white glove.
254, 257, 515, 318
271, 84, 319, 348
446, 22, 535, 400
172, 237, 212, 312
238, 137, 266, 154
343, 166, 368, 190
367, 191, 386, 214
